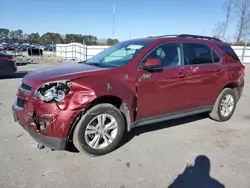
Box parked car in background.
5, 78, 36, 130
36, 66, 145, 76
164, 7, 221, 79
12, 34, 245, 156
0, 44, 4, 50
39, 45, 45, 50
44, 45, 56, 51
4, 44, 18, 51
0, 51, 17, 76
19, 44, 29, 51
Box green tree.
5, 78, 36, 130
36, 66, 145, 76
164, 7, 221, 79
40, 32, 64, 44
65, 34, 98, 45
8, 29, 24, 43
28, 33, 40, 43
83, 35, 98, 45
16, 29, 23, 41
9, 30, 16, 42
0, 28, 10, 42
65, 34, 84, 43
106, 38, 119, 45
23, 33, 29, 43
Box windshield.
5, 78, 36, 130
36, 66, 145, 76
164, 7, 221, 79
85, 40, 150, 68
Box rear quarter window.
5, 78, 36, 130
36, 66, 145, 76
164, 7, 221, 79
212, 51, 221, 63
218, 45, 240, 62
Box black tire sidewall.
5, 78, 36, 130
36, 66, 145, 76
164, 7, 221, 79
74, 104, 125, 155
216, 89, 237, 121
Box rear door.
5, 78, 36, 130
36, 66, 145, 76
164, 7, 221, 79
181, 42, 226, 108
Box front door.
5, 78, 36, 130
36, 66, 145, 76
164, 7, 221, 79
136, 42, 191, 120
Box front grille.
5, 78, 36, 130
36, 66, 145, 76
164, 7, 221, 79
20, 83, 32, 93
16, 97, 26, 108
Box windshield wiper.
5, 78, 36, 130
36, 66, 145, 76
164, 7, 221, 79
78, 60, 86, 64
85, 62, 103, 67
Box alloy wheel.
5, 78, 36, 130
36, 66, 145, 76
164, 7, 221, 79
220, 94, 235, 117
84, 114, 118, 149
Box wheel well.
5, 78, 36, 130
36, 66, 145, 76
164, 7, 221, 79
86, 95, 123, 110
86, 96, 131, 131
223, 83, 239, 100
66, 95, 131, 148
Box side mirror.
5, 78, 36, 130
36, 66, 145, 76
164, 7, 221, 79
141, 58, 162, 70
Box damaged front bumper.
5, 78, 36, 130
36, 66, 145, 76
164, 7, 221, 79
12, 102, 67, 150
12, 79, 95, 150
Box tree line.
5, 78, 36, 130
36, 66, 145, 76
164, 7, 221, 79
213, 0, 250, 45
0, 28, 119, 46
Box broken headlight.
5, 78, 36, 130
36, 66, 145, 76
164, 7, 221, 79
33, 80, 71, 102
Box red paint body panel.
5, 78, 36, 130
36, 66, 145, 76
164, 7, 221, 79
14, 64, 138, 140
16, 100, 78, 138
21, 64, 110, 93
137, 67, 191, 119
12, 36, 245, 150
182, 63, 227, 108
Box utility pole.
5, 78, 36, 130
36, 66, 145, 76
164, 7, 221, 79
112, 4, 115, 39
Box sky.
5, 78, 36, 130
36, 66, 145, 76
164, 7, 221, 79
0, 0, 238, 41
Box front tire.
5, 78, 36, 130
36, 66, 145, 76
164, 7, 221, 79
209, 88, 237, 122
73, 103, 125, 156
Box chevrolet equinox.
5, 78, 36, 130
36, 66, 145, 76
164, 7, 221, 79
12, 34, 245, 155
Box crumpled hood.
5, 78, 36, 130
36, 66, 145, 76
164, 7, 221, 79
22, 63, 107, 86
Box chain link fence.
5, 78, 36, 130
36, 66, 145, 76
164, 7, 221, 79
56, 43, 110, 61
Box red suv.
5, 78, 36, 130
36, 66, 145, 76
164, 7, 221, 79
12, 34, 245, 155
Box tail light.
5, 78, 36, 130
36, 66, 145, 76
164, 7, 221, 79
0, 56, 13, 61
0, 56, 9, 60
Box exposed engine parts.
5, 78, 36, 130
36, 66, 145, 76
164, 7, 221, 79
33, 80, 71, 103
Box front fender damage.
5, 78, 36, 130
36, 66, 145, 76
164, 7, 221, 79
30, 74, 135, 148
28, 78, 97, 139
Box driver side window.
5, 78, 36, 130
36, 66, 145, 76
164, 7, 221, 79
146, 42, 182, 68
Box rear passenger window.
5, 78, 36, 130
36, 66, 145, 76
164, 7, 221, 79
218, 45, 240, 62
212, 51, 221, 63
183, 43, 213, 65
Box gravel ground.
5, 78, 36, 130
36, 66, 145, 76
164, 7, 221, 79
0, 64, 249, 188
14, 55, 76, 65
3, 50, 78, 65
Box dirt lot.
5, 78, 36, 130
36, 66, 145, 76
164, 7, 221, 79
0, 63, 250, 188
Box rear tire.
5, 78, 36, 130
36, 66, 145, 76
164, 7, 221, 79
73, 103, 125, 156
209, 88, 237, 122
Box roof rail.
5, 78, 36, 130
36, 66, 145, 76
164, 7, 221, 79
147, 34, 222, 42
178, 34, 222, 42
147, 35, 179, 38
